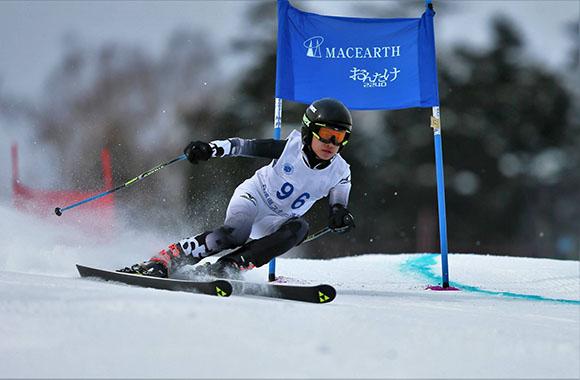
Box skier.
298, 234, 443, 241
119, 98, 355, 278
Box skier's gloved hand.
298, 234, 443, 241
329, 204, 355, 234
184, 141, 212, 164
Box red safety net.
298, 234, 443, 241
11, 143, 116, 234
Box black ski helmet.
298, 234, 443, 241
301, 98, 352, 150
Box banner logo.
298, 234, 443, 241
349, 67, 401, 88
303, 36, 324, 58
304, 36, 401, 60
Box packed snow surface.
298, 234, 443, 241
0, 206, 578, 378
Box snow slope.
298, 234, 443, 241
0, 206, 578, 378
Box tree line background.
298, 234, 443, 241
1, 2, 578, 260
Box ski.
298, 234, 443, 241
229, 280, 336, 304
76, 264, 232, 297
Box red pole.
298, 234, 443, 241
11, 143, 19, 186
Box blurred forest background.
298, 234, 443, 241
1, 2, 578, 260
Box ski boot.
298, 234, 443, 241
118, 260, 168, 278
117, 242, 201, 278
177, 231, 212, 259
193, 255, 255, 280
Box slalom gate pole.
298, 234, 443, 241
268, 97, 283, 281
431, 107, 450, 287
425, 0, 453, 289
55, 154, 187, 216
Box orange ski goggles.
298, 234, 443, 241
312, 126, 349, 146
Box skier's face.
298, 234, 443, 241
311, 136, 340, 160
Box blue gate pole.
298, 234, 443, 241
431, 106, 450, 287
425, 0, 450, 288
268, 97, 283, 281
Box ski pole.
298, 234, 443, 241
302, 213, 354, 243
55, 154, 187, 216
303, 227, 331, 244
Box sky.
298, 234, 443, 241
0, 0, 578, 100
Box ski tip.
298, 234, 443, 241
76, 264, 89, 277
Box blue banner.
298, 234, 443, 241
276, 0, 439, 110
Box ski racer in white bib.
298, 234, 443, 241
119, 98, 355, 278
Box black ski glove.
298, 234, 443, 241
184, 141, 212, 164
329, 204, 355, 234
